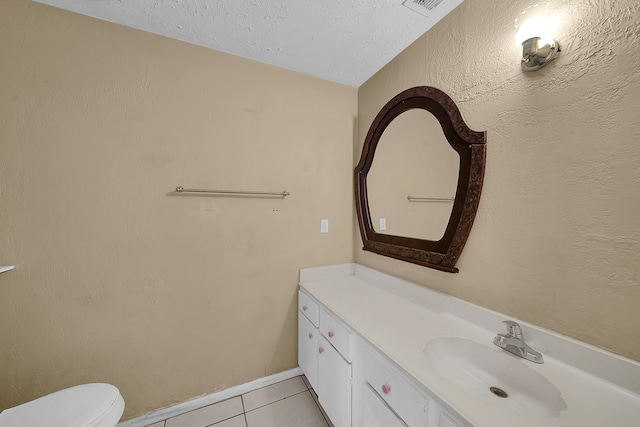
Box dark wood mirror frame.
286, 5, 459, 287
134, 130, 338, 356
355, 86, 487, 273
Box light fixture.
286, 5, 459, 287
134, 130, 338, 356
515, 2, 560, 71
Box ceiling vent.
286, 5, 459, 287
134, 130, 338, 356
402, 0, 463, 19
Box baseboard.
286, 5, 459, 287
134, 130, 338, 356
117, 367, 303, 427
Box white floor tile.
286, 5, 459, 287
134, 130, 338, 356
245, 391, 329, 427
165, 397, 244, 427
242, 376, 308, 412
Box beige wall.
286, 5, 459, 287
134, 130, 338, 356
0, 0, 356, 419
357, 0, 640, 361
2, 0, 639, 420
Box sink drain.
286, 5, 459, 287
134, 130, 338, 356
490, 387, 508, 398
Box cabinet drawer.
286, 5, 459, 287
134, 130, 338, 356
364, 347, 428, 427
320, 308, 352, 362
298, 290, 319, 327
363, 385, 407, 427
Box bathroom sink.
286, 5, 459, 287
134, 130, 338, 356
424, 337, 567, 418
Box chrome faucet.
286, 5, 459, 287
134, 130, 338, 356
493, 320, 544, 364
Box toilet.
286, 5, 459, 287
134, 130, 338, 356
0, 383, 124, 427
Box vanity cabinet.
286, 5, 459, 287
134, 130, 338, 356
298, 288, 470, 427
298, 289, 353, 427
298, 264, 640, 427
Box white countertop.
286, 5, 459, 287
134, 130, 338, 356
299, 264, 640, 427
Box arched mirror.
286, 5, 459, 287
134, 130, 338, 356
355, 86, 487, 273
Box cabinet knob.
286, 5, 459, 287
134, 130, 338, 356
303, 305, 308, 311
382, 384, 391, 394
319, 347, 324, 354
308, 333, 313, 339
328, 331, 334, 338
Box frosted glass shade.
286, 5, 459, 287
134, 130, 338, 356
515, 2, 558, 46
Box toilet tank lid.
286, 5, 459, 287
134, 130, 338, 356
0, 383, 124, 427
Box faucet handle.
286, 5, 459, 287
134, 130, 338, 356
502, 320, 523, 338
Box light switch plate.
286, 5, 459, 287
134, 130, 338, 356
320, 219, 329, 233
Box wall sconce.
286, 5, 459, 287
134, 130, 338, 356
515, 2, 560, 71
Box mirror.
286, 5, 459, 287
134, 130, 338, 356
355, 86, 487, 273
367, 108, 459, 241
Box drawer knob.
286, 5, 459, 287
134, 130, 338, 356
319, 347, 324, 354
328, 331, 334, 338
303, 305, 308, 311
308, 333, 313, 339
382, 384, 391, 394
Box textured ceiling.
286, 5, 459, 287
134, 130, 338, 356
33, 0, 463, 87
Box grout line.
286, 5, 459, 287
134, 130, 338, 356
205, 413, 247, 427
169, 397, 244, 426
243, 389, 310, 414
243, 375, 300, 396
240, 394, 249, 427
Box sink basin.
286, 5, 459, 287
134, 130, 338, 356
424, 337, 567, 418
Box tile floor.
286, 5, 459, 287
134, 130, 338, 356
145, 376, 332, 427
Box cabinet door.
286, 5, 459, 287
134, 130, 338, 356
363, 385, 407, 427
318, 336, 352, 427
298, 312, 319, 391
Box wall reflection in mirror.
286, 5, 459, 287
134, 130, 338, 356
367, 108, 459, 241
